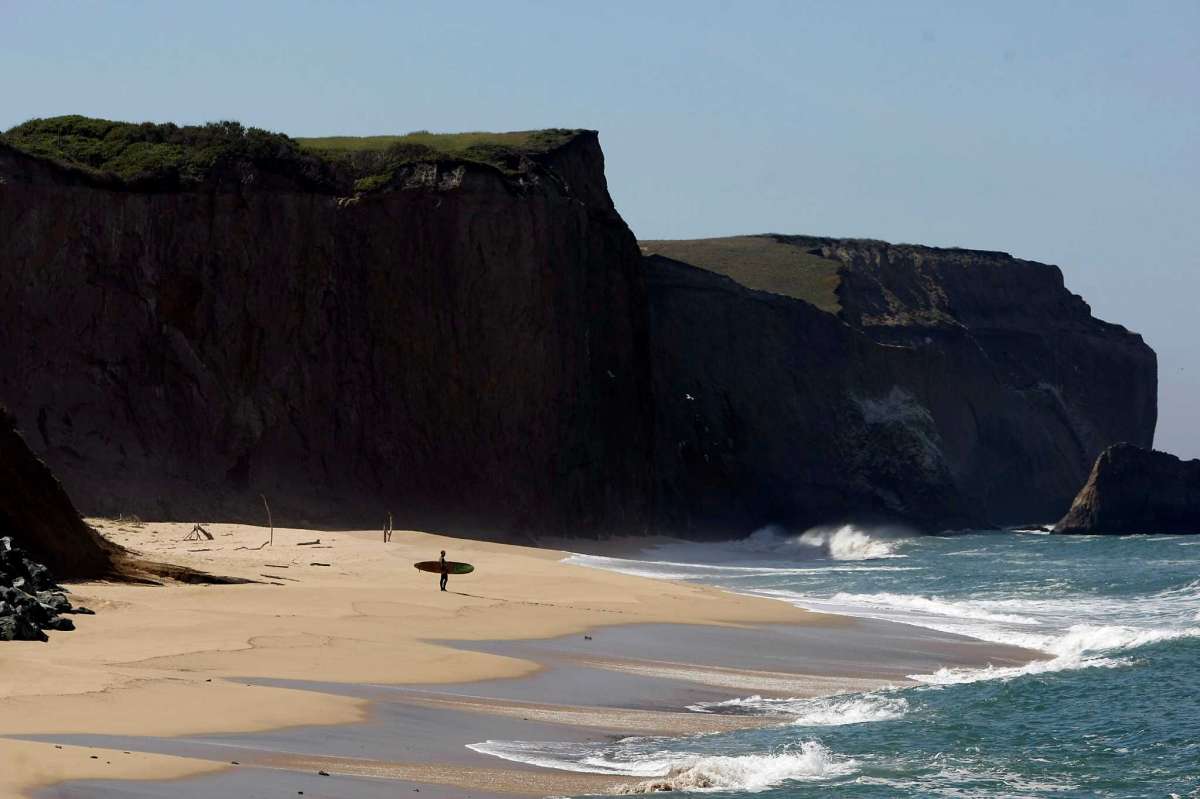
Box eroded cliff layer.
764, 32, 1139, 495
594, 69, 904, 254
1055, 444, 1200, 534
0, 127, 651, 534
642, 236, 1156, 532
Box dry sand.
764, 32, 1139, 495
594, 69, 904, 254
0, 519, 848, 797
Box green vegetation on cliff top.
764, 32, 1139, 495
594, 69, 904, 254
1, 115, 583, 189
641, 236, 844, 313
296, 129, 580, 191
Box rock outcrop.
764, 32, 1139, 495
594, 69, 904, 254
0, 535, 94, 641
1054, 444, 1200, 534
0, 407, 107, 639
0, 131, 651, 535
0, 407, 118, 578
643, 236, 1156, 532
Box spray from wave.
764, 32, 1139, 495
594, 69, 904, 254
743, 523, 908, 561
795, 525, 905, 560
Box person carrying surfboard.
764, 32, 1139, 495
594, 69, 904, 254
413, 555, 474, 587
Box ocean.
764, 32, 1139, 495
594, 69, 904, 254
476, 527, 1200, 797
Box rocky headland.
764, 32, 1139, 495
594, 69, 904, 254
643, 236, 1156, 534
0, 117, 1159, 539
1054, 444, 1200, 534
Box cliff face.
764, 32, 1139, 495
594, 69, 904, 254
1, 126, 1158, 540
0, 408, 116, 579
643, 236, 1156, 532
1054, 444, 1200, 534
0, 135, 652, 534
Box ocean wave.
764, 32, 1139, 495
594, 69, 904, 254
688, 692, 909, 726
562, 553, 920, 581
794, 525, 905, 560
826, 591, 1041, 625
467, 738, 854, 791
752, 589, 1041, 628
911, 624, 1200, 684
562, 523, 911, 581
613, 742, 854, 793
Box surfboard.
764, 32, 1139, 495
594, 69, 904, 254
413, 560, 475, 575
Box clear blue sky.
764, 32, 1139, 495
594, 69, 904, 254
4, 0, 1197, 456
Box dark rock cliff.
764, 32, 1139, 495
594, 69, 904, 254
1054, 444, 1200, 534
0, 408, 117, 579
0, 134, 652, 535
643, 236, 1156, 532
0, 127, 1158, 540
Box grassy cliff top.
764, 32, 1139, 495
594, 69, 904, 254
295, 129, 581, 156
1, 115, 586, 189
641, 235, 844, 313
295, 128, 584, 191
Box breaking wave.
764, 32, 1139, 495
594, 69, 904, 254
911, 624, 1200, 685
750, 584, 1200, 685
563, 523, 910, 580
794, 525, 904, 560
689, 692, 909, 726
467, 738, 855, 792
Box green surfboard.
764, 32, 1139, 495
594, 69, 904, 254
414, 560, 474, 575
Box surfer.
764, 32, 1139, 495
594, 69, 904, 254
439, 550, 448, 592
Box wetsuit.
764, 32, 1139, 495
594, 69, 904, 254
439, 555, 448, 591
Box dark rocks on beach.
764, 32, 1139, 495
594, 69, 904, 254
0, 535, 85, 641
1054, 444, 1200, 534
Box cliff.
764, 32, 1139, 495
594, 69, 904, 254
0, 118, 1158, 539
0, 408, 117, 579
1054, 444, 1200, 534
0, 119, 651, 535
642, 236, 1156, 531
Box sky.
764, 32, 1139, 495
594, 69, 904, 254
3, 0, 1197, 456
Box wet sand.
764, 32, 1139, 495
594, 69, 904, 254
28, 620, 1038, 797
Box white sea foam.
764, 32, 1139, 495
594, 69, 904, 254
566, 530, 1199, 690
467, 737, 854, 792
795, 525, 904, 560
911, 623, 1200, 684
688, 692, 909, 726
743, 584, 1200, 685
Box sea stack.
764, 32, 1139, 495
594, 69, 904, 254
1054, 443, 1200, 534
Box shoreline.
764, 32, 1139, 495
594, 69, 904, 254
0, 520, 1042, 797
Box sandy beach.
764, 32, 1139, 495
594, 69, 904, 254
0, 520, 1039, 797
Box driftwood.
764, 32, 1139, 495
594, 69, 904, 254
238, 495, 275, 550
260, 573, 300, 582
383, 512, 393, 543
184, 524, 213, 542
263, 564, 290, 569
296, 539, 321, 546
310, 562, 331, 567
234, 541, 270, 551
